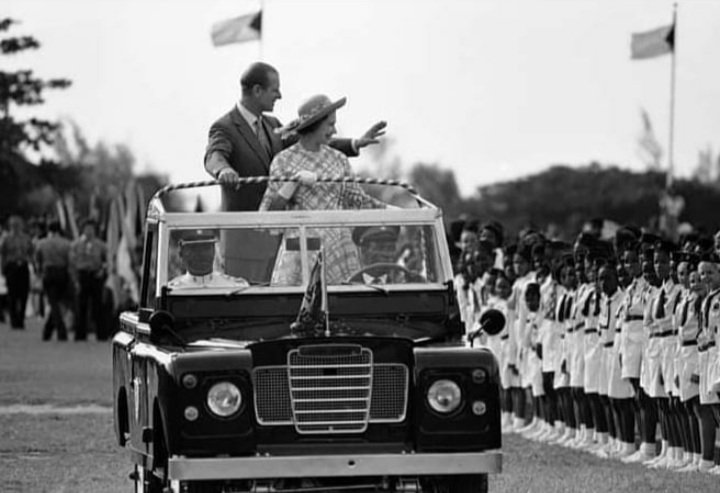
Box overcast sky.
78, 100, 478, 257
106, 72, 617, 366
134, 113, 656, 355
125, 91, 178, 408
5, 0, 720, 195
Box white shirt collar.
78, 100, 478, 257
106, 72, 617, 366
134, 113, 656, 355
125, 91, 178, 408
362, 273, 388, 284
189, 273, 214, 285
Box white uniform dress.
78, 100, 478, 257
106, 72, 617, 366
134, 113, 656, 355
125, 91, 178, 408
569, 284, 589, 388
454, 273, 473, 327
619, 277, 651, 380
641, 279, 681, 398
521, 310, 544, 396
484, 297, 514, 388
539, 277, 563, 374
554, 289, 574, 389
602, 290, 635, 399
703, 289, 720, 397
509, 273, 534, 390
583, 287, 603, 394
698, 288, 720, 404
675, 290, 701, 402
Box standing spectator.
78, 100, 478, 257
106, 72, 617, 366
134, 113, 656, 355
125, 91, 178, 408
35, 221, 72, 341
70, 219, 108, 341
28, 218, 48, 319
0, 216, 34, 329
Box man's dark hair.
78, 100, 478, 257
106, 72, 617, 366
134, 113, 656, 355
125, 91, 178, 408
240, 62, 278, 95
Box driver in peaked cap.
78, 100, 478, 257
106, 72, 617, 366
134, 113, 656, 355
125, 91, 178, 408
169, 230, 249, 289
349, 225, 424, 284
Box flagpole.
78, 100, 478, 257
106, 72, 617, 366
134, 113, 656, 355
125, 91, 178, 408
321, 248, 330, 337
667, 3, 678, 188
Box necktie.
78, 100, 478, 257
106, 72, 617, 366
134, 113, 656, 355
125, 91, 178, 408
655, 288, 666, 319
255, 117, 271, 158
606, 298, 612, 329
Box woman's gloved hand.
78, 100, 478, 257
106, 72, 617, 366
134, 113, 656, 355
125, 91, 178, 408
294, 170, 318, 185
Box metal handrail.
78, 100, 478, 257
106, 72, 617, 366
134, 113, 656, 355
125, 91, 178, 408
153, 176, 419, 201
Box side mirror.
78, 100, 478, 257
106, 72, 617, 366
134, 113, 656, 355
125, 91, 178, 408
479, 309, 505, 336
467, 309, 505, 346
149, 310, 178, 345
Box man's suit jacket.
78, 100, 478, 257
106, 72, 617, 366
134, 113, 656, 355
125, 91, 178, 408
204, 106, 356, 212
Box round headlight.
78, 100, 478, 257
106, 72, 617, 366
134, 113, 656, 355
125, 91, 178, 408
206, 382, 242, 417
427, 379, 462, 414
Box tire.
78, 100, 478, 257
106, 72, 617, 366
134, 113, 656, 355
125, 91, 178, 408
428, 474, 489, 493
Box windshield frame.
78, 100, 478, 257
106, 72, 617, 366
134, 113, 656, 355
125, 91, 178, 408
151, 206, 452, 300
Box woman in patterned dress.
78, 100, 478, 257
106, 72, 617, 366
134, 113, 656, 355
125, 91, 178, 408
260, 95, 386, 284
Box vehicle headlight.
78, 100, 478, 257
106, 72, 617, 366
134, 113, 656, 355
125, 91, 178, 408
206, 382, 242, 417
427, 379, 462, 414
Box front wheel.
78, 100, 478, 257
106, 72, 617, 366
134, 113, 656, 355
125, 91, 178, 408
426, 474, 489, 493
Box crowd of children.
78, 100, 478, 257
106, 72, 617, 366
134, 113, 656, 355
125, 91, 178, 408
454, 219, 720, 474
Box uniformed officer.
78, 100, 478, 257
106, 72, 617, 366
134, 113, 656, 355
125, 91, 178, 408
35, 221, 72, 341
169, 231, 249, 289
69, 219, 108, 341
0, 215, 34, 329
350, 226, 423, 285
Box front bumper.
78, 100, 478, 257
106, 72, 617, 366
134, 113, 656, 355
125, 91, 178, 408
168, 451, 502, 481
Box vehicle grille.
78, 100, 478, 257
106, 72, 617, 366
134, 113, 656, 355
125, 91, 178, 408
253, 344, 408, 434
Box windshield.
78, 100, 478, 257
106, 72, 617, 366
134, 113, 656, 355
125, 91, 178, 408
165, 223, 443, 290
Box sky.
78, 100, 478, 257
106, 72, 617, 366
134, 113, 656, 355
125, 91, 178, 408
5, 0, 720, 196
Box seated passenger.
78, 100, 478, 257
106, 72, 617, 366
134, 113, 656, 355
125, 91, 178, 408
348, 226, 425, 284
169, 232, 248, 289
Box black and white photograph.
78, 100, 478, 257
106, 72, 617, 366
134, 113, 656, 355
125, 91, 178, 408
2, 0, 720, 492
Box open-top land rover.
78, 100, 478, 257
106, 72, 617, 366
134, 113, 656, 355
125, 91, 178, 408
113, 178, 503, 493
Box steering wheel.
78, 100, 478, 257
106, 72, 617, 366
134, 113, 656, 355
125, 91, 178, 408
346, 263, 426, 284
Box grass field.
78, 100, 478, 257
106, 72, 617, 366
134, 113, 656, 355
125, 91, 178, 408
1, 317, 716, 492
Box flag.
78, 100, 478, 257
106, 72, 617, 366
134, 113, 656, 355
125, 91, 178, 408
631, 23, 674, 60
290, 250, 328, 336
637, 108, 663, 170
211, 11, 262, 47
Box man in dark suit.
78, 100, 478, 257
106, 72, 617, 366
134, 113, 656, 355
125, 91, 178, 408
204, 61, 386, 211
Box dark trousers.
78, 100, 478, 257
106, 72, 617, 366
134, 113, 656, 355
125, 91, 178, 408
42, 266, 69, 340
3, 261, 30, 329
75, 270, 106, 340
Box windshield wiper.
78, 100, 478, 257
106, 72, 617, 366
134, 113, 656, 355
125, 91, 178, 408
340, 281, 388, 295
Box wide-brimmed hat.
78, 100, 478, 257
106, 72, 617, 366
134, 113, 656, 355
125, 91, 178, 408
277, 94, 346, 136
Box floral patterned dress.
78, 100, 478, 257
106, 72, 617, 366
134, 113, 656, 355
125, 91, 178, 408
259, 143, 384, 284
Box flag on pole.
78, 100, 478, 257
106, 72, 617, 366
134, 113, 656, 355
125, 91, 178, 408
631, 23, 674, 59
290, 250, 328, 336
211, 11, 262, 47
637, 108, 663, 169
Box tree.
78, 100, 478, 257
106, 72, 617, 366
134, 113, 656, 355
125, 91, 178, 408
408, 163, 463, 219
0, 18, 71, 218
692, 144, 720, 186
51, 119, 170, 224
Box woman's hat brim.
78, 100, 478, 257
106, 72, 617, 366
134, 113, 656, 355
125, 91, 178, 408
277, 96, 346, 136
